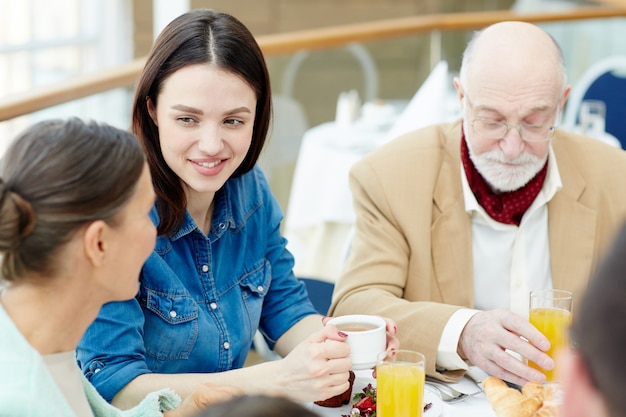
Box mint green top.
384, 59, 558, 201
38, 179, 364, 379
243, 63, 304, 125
0, 303, 181, 416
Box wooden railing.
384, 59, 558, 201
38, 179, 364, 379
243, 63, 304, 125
1, 6, 626, 122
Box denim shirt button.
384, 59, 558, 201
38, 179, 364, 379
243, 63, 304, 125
210, 302, 217, 310
169, 310, 177, 318
218, 223, 226, 230
223, 342, 230, 349
94, 368, 101, 374
257, 285, 264, 293
201, 265, 209, 273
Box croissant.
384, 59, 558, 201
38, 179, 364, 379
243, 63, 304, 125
521, 380, 544, 400
484, 376, 563, 417
533, 383, 563, 417
484, 376, 543, 417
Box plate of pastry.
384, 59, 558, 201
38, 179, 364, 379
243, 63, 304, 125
310, 370, 443, 417
483, 376, 563, 417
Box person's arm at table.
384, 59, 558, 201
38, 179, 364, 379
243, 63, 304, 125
330, 157, 469, 381
115, 315, 399, 409
435, 308, 555, 386
457, 309, 553, 386
112, 322, 352, 409
78, 297, 352, 408
331, 156, 554, 385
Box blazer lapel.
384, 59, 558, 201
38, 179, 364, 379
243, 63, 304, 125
431, 123, 474, 307
548, 138, 597, 303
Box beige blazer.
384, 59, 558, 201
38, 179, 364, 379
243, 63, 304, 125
329, 119, 626, 379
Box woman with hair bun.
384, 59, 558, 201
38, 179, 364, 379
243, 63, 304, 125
0, 118, 240, 416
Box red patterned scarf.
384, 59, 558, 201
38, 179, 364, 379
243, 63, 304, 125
460, 136, 548, 226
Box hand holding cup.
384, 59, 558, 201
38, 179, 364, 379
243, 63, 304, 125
327, 314, 387, 370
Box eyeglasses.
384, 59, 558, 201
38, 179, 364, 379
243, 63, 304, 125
471, 119, 557, 143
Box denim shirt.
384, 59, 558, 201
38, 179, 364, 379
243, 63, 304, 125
77, 166, 317, 402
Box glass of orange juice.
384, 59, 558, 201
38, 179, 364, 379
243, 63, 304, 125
376, 350, 425, 417
529, 289, 573, 382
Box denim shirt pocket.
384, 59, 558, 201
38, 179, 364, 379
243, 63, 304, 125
238, 261, 272, 340
142, 290, 199, 361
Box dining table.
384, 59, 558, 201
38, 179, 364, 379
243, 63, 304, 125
307, 367, 496, 417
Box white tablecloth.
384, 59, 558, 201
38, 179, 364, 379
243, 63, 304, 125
308, 369, 496, 417
286, 121, 390, 228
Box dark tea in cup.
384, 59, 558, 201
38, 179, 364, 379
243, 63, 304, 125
327, 314, 386, 369
336, 322, 379, 332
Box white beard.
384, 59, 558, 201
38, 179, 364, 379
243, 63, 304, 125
467, 140, 548, 193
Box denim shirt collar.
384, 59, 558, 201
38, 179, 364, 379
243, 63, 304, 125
150, 169, 263, 243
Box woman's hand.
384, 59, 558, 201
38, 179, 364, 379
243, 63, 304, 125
379, 316, 400, 352
269, 323, 352, 402
163, 383, 243, 417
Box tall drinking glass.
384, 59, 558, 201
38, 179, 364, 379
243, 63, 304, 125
376, 350, 425, 417
528, 289, 573, 382
579, 99, 606, 137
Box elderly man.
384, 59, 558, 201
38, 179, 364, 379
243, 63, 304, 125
329, 21, 626, 386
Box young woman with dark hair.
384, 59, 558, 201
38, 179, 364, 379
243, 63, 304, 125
77, 9, 398, 410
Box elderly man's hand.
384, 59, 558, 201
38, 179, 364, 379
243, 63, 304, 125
458, 309, 554, 386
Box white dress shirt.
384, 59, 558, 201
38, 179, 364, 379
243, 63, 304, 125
437, 145, 563, 371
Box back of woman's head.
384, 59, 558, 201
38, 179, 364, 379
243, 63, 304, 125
571, 223, 626, 417
132, 9, 272, 235
194, 395, 320, 417
0, 117, 146, 282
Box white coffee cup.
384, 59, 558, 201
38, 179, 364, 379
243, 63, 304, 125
327, 314, 386, 370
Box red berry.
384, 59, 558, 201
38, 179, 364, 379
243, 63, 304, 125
355, 396, 376, 413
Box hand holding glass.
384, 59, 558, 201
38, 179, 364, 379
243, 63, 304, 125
528, 289, 573, 382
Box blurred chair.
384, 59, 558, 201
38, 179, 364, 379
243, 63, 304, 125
562, 56, 626, 148
298, 277, 335, 315
251, 277, 335, 362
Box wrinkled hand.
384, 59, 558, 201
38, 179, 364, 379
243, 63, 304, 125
163, 383, 243, 417
271, 323, 352, 402
458, 309, 554, 386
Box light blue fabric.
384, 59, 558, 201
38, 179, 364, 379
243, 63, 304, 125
78, 166, 317, 402
0, 303, 180, 416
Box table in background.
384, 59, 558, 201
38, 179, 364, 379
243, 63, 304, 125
284, 61, 459, 282
284, 117, 397, 282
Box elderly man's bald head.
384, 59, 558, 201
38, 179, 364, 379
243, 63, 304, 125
459, 21, 567, 97
453, 21, 570, 193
